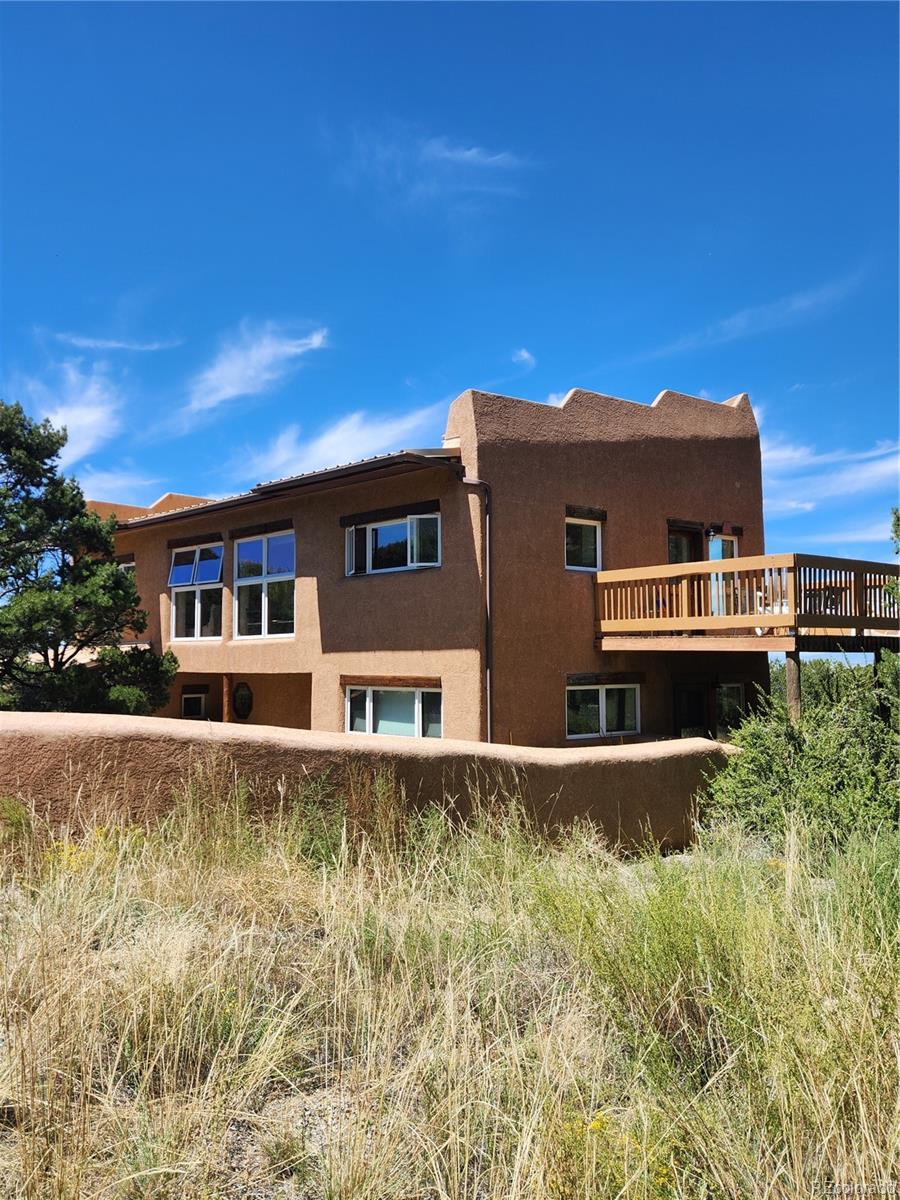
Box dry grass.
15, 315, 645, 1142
0, 763, 896, 1199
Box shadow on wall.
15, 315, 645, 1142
0, 713, 735, 850
315, 483, 484, 656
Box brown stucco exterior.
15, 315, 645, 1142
443, 387, 769, 745
97, 387, 769, 746
0, 712, 735, 847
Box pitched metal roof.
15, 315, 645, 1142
118, 448, 463, 529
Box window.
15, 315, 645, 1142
344, 686, 442, 738
181, 692, 207, 719
709, 534, 738, 561
565, 518, 602, 571
168, 544, 223, 640
234, 532, 295, 637
566, 684, 640, 738
345, 514, 440, 575
715, 683, 744, 737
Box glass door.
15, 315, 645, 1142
709, 534, 738, 617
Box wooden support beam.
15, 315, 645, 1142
873, 645, 890, 725
222, 673, 233, 723
785, 650, 801, 723
596, 635, 796, 652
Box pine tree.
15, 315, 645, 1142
0, 400, 177, 713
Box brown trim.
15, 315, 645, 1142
167, 533, 222, 550
340, 675, 441, 690
565, 504, 607, 522
115, 552, 135, 565
229, 518, 293, 540
666, 518, 705, 531
707, 522, 744, 537
340, 499, 440, 529
566, 672, 645, 686
181, 683, 210, 695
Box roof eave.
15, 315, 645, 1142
117, 450, 463, 532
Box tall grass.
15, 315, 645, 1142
0, 763, 896, 1198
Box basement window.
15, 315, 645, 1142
566, 684, 640, 738
169, 544, 223, 640
345, 514, 440, 575
181, 691, 207, 720
345, 686, 442, 738
715, 683, 745, 737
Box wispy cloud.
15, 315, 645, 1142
49, 331, 182, 352
342, 124, 531, 210
239, 402, 445, 484
546, 391, 567, 406
420, 137, 525, 170
512, 347, 536, 371
627, 269, 865, 365
762, 433, 898, 517
15, 359, 124, 468
801, 520, 893, 546
74, 465, 161, 504
186, 321, 327, 416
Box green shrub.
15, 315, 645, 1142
703, 668, 898, 842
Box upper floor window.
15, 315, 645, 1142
234, 532, 295, 638
565, 518, 602, 571
709, 533, 739, 561
168, 543, 224, 640
566, 684, 640, 739
345, 513, 441, 576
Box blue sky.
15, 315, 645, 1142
1, 2, 897, 561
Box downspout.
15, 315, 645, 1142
462, 476, 493, 743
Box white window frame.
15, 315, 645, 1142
168, 542, 224, 642
233, 532, 296, 640
565, 518, 602, 572
344, 685, 442, 738
708, 533, 739, 560
181, 692, 207, 720
565, 683, 641, 739
715, 682, 745, 735
345, 513, 441, 576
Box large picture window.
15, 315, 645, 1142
566, 684, 640, 738
168, 543, 223, 640
344, 686, 442, 738
345, 514, 440, 575
234, 532, 295, 638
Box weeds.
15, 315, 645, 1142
0, 765, 896, 1198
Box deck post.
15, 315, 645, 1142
873, 645, 890, 724
785, 651, 801, 723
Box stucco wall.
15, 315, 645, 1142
444, 388, 768, 745
116, 464, 487, 741
109, 386, 767, 747
0, 713, 733, 848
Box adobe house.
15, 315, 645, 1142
93, 388, 898, 745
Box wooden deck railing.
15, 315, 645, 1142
595, 554, 900, 638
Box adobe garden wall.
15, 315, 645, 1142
0, 713, 734, 847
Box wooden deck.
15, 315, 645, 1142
594, 553, 899, 653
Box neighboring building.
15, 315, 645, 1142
96, 387, 773, 745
